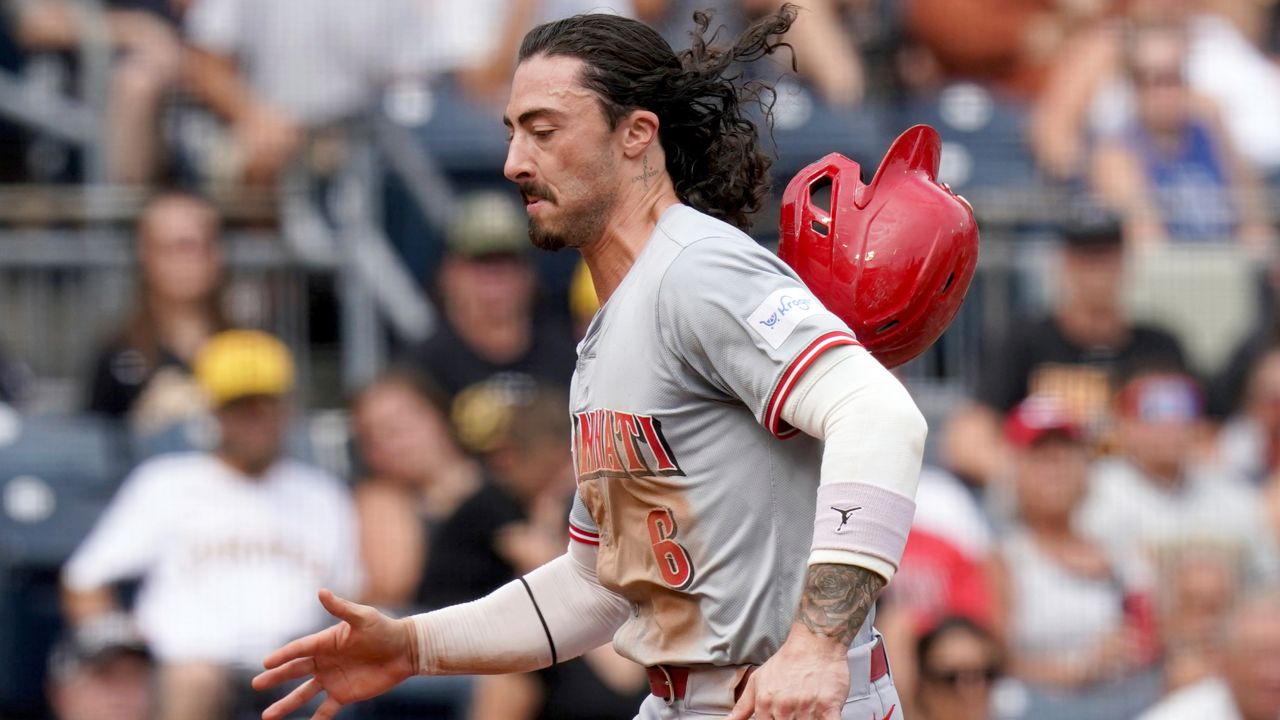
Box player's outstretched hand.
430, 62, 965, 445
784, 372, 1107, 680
252, 589, 418, 720
726, 626, 851, 720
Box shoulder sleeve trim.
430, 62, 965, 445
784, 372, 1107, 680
568, 523, 600, 546
764, 331, 860, 439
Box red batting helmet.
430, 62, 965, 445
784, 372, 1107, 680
778, 125, 979, 369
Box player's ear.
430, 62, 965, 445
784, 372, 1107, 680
618, 109, 660, 160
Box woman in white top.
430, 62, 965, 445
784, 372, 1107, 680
988, 396, 1161, 719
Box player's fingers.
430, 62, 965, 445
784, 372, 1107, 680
261, 678, 322, 720
311, 695, 344, 720
252, 657, 316, 690
725, 675, 757, 720
319, 588, 373, 627
262, 627, 331, 669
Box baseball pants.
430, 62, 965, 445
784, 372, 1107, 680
634, 637, 902, 720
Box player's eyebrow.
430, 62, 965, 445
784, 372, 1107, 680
502, 108, 562, 129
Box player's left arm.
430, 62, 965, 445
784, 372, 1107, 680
731, 344, 927, 720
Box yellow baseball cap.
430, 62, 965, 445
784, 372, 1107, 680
194, 330, 295, 407
569, 260, 599, 323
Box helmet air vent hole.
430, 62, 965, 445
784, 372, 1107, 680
876, 320, 900, 335
811, 219, 829, 236
940, 272, 956, 295
809, 177, 833, 214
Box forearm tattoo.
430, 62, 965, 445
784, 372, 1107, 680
795, 563, 886, 646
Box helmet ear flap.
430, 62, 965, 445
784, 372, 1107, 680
779, 153, 863, 279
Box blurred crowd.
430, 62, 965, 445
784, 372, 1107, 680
1, 0, 1280, 720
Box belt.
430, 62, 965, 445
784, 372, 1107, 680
646, 639, 890, 703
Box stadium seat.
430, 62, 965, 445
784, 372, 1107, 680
0, 411, 128, 717
759, 82, 891, 182
898, 84, 1039, 191
0, 412, 127, 569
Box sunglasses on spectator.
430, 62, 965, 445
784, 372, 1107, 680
1132, 68, 1184, 88
467, 251, 527, 265
921, 666, 1001, 688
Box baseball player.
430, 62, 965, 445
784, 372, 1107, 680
254, 8, 970, 720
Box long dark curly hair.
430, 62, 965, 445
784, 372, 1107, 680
518, 7, 797, 232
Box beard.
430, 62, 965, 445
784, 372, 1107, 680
527, 194, 615, 252
520, 151, 619, 252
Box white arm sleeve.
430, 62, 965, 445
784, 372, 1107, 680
411, 540, 630, 675
780, 344, 928, 582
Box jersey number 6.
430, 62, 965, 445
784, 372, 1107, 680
647, 507, 695, 589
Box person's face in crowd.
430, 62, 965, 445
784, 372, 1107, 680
1245, 351, 1280, 430
491, 433, 573, 500
503, 54, 625, 252
49, 654, 153, 720
1223, 597, 1280, 720
1116, 375, 1201, 481
439, 253, 535, 325
917, 627, 999, 720
354, 381, 455, 483
1015, 435, 1089, 524
138, 196, 223, 306
1061, 246, 1125, 317
216, 394, 288, 475
1165, 555, 1238, 643
1130, 27, 1190, 134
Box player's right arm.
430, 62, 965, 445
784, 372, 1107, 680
253, 538, 631, 720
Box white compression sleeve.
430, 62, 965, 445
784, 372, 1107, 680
411, 540, 631, 675
780, 344, 928, 582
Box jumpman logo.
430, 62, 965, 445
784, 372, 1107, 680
831, 505, 862, 532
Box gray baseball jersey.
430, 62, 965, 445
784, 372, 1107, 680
568, 204, 876, 668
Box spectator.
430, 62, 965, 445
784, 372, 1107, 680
988, 396, 1160, 719
1154, 544, 1246, 692
901, 0, 1107, 98
183, 0, 427, 184
423, 0, 638, 103
1216, 347, 1280, 484
46, 613, 154, 720
748, 0, 866, 106
62, 330, 361, 720
1090, 20, 1272, 248
9, 0, 182, 183
942, 216, 1186, 485
1032, 3, 1280, 180
913, 617, 1003, 720
351, 369, 481, 609
1138, 589, 1280, 720
411, 387, 647, 719
407, 192, 577, 453
418, 386, 573, 609
877, 466, 995, 711
1080, 366, 1280, 583
87, 190, 227, 433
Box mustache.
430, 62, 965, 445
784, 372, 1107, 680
517, 183, 556, 204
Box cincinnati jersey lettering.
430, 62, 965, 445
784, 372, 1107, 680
573, 409, 685, 481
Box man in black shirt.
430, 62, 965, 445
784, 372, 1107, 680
943, 217, 1187, 485
408, 192, 578, 453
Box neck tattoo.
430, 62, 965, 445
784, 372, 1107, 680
633, 155, 659, 187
